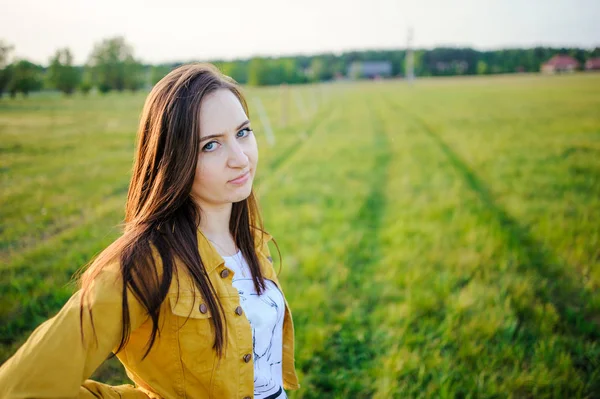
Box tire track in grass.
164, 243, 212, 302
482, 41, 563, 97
0, 195, 125, 350
384, 96, 599, 340
383, 96, 600, 395
254, 104, 337, 187
369, 93, 497, 398
1, 180, 129, 265
1, 149, 133, 259
256, 107, 341, 198
265, 93, 376, 396
267, 105, 335, 171
300, 99, 391, 398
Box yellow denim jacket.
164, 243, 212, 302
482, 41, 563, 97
0, 230, 300, 398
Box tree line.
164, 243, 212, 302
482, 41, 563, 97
1, 36, 599, 97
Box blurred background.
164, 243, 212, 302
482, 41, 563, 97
1, 0, 599, 397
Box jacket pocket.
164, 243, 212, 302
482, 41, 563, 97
168, 292, 215, 374
169, 293, 213, 320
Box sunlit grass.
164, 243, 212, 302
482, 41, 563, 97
1, 73, 598, 397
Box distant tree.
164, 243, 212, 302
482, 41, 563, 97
568, 48, 587, 69
80, 79, 92, 95
521, 49, 536, 72
8, 60, 43, 97
309, 58, 327, 82
329, 58, 347, 79
280, 58, 304, 84
79, 67, 93, 94
413, 50, 426, 76
150, 65, 172, 86
48, 48, 81, 95
218, 62, 248, 84
0, 40, 14, 98
265, 59, 286, 85
124, 56, 145, 91
2, 64, 15, 98
247, 57, 268, 86
246, 58, 305, 86
87, 36, 140, 93
200, 46, 600, 86
0, 40, 12, 67
477, 60, 488, 75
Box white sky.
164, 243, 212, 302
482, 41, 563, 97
1, 0, 598, 65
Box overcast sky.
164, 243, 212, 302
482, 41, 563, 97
1, 0, 598, 65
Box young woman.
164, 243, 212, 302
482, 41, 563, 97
0, 63, 300, 398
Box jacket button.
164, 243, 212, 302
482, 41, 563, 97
199, 303, 208, 314
243, 353, 252, 363
235, 306, 243, 316
220, 269, 230, 278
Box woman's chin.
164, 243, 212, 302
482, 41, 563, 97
228, 186, 253, 203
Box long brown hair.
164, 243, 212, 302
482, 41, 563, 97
78, 63, 269, 360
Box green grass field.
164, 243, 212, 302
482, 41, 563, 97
1, 73, 599, 398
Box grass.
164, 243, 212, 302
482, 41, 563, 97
1, 73, 599, 398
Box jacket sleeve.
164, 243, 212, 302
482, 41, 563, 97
0, 262, 151, 398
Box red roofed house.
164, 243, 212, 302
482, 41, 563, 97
541, 55, 579, 74
585, 58, 600, 71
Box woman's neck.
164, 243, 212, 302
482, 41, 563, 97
197, 202, 237, 254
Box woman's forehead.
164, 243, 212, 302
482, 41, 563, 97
199, 89, 248, 137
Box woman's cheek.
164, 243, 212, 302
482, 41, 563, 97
246, 136, 259, 166
195, 157, 214, 186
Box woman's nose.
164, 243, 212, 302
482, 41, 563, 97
227, 141, 249, 168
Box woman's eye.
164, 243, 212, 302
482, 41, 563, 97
203, 141, 218, 152
237, 128, 252, 138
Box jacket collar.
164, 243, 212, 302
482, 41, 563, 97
195, 228, 273, 274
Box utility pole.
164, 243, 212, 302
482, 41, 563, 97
406, 27, 415, 82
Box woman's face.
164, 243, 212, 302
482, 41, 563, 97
191, 89, 258, 209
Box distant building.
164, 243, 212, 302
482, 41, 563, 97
585, 58, 600, 71
541, 55, 579, 74
348, 61, 392, 79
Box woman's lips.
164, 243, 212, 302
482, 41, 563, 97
229, 171, 250, 185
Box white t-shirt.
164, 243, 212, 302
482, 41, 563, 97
222, 251, 288, 399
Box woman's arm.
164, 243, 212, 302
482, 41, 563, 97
0, 263, 151, 398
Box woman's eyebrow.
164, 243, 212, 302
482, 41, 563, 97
200, 119, 250, 143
